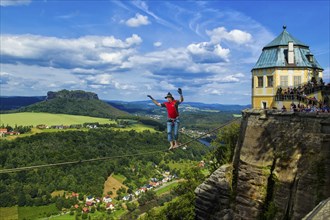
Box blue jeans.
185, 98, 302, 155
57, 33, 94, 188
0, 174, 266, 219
167, 118, 180, 142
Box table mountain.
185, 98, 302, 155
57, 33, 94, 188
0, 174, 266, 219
16, 89, 129, 118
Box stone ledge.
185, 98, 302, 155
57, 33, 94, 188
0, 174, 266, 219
242, 108, 330, 119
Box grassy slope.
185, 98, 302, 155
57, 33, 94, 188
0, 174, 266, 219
0, 206, 18, 220
0, 112, 114, 127
18, 204, 58, 220
0, 204, 58, 220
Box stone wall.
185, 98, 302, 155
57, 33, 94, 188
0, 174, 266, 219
195, 110, 330, 220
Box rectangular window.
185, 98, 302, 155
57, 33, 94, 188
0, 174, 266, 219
280, 76, 288, 87
257, 76, 263, 88
294, 76, 301, 87
267, 76, 273, 87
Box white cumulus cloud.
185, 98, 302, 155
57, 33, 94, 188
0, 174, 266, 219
207, 27, 252, 45
126, 13, 150, 27
154, 41, 162, 47
0, 0, 31, 6
0, 34, 142, 68
102, 34, 142, 48
187, 42, 230, 63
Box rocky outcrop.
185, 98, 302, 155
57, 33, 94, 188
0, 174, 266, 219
195, 110, 330, 219
46, 89, 99, 100
195, 165, 233, 220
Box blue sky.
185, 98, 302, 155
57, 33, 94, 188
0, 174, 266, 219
0, 0, 329, 104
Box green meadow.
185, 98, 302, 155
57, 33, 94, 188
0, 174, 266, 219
0, 112, 114, 127
0, 204, 58, 220
155, 181, 179, 196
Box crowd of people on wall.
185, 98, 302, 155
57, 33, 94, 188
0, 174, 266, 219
275, 78, 328, 101
281, 102, 330, 113
275, 78, 330, 113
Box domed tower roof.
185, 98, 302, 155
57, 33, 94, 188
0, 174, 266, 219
264, 26, 308, 48
252, 26, 323, 71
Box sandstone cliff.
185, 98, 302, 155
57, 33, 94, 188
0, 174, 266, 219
195, 110, 330, 219
47, 89, 99, 100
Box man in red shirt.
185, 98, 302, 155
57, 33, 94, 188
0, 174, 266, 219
147, 88, 184, 149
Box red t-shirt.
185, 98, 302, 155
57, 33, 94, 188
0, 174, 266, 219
162, 100, 180, 119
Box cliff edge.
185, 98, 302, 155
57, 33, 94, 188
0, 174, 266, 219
195, 110, 330, 219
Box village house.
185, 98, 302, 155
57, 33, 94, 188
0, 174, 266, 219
149, 181, 160, 187
198, 160, 205, 167
103, 196, 112, 203
85, 196, 95, 205
7, 131, 20, 135
106, 202, 115, 210
134, 190, 141, 196
85, 201, 94, 207
71, 192, 79, 198
82, 207, 89, 213
0, 129, 7, 137
0, 128, 20, 136
122, 194, 134, 201
36, 124, 48, 129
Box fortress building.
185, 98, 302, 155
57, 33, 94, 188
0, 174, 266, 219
251, 26, 325, 109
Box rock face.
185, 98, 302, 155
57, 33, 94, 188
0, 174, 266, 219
195, 110, 330, 219
47, 89, 99, 100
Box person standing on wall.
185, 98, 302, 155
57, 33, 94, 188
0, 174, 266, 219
147, 88, 184, 150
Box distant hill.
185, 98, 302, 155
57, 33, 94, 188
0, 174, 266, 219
5, 90, 128, 118
106, 100, 251, 113
1, 96, 250, 113
0, 96, 45, 110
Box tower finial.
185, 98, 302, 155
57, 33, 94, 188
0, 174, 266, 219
283, 25, 287, 30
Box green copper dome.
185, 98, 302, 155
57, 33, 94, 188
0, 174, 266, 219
264, 26, 308, 48
252, 26, 323, 71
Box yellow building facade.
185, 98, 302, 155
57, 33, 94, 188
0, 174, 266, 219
252, 27, 324, 109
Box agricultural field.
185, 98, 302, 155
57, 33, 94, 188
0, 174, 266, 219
0, 206, 18, 220
113, 123, 156, 132
0, 112, 157, 140
0, 112, 114, 127
0, 204, 58, 220
103, 174, 128, 198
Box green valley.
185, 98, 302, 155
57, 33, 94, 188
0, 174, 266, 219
0, 90, 240, 219
0, 127, 212, 219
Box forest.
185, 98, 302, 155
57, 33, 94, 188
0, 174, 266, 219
0, 129, 209, 208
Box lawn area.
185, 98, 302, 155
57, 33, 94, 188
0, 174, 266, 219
17, 204, 58, 220
49, 213, 74, 220
166, 160, 196, 171
155, 181, 179, 196
0, 112, 114, 127
0, 206, 18, 220
51, 211, 108, 220
111, 209, 128, 219
112, 173, 127, 182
